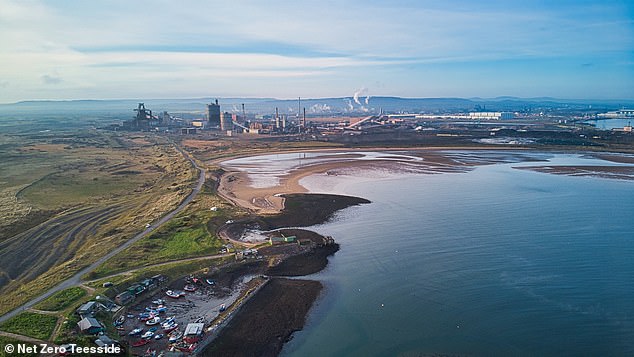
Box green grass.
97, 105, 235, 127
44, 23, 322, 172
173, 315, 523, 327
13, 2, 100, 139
88, 205, 231, 279
34, 287, 87, 312
0, 312, 58, 340
0, 335, 39, 357
134, 256, 231, 281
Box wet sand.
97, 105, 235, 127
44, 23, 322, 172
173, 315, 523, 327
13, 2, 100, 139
216, 149, 553, 214
515, 165, 634, 180
217, 149, 634, 214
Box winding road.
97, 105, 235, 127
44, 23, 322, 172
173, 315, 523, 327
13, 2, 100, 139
0, 144, 206, 324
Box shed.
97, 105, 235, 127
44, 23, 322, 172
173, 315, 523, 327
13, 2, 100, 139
297, 238, 312, 246
184, 322, 204, 343
76, 301, 97, 317
95, 335, 117, 347
77, 317, 103, 334
115, 291, 134, 305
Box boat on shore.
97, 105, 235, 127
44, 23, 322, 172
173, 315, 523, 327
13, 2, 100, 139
166, 290, 183, 298
132, 339, 150, 347
168, 330, 183, 343
163, 323, 178, 333
146, 316, 161, 326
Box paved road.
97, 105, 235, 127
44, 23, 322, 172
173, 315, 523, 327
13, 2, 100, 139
0, 145, 206, 324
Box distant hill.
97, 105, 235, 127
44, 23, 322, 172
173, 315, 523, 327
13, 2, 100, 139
1, 96, 633, 117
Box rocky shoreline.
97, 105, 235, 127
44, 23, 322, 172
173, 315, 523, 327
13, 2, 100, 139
200, 193, 369, 356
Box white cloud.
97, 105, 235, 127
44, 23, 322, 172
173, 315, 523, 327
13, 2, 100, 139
0, 0, 632, 102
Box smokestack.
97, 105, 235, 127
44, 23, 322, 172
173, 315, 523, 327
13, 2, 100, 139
242, 103, 245, 123
298, 97, 301, 119
275, 107, 280, 129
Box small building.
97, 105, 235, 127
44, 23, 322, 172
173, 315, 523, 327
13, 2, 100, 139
184, 323, 204, 343
128, 284, 146, 296
269, 236, 285, 245
95, 335, 117, 348
77, 317, 103, 334
76, 301, 97, 317
181, 127, 197, 135
297, 238, 312, 246
115, 291, 134, 305
141, 278, 157, 290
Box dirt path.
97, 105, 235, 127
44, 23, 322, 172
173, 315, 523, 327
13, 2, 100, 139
0, 330, 50, 345
24, 309, 58, 316
0, 144, 206, 324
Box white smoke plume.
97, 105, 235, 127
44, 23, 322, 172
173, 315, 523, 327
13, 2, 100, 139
310, 103, 331, 113
353, 87, 368, 105
344, 98, 354, 111
365, 95, 371, 105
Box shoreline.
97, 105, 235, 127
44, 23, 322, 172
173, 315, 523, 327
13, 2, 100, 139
207, 148, 634, 356
201, 228, 344, 356
216, 148, 634, 214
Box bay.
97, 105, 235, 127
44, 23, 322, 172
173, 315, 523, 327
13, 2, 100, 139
278, 152, 634, 356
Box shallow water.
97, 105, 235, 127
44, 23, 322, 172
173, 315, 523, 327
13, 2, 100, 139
229, 151, 634, 356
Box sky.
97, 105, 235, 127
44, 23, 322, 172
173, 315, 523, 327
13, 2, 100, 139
0, 0, 633, 103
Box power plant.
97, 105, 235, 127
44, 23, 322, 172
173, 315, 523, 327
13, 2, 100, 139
207, 100, 221, 127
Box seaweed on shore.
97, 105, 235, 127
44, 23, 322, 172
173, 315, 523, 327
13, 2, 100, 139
262, 193, 370, 229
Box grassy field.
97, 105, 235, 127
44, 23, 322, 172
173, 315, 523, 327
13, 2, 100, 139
0, 130, 197, 316
0, 312, 58, 340
87, 183, 243, 279
34, 287, 87, 312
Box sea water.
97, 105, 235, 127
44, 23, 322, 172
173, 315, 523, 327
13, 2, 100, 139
276, 153, 634, 356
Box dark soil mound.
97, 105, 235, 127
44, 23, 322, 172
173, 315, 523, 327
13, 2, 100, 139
262, 193, 370, 229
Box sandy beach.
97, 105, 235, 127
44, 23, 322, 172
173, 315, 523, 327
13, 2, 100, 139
217, 149, 634, 215
216, 149, 548, 214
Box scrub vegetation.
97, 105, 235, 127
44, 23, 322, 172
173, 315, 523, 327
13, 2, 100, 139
0, 128, 196, 316
34, 287, 87, 312
0, 312, 58, 340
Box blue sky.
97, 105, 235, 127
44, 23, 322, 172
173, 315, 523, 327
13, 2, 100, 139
0, 0, 632, 103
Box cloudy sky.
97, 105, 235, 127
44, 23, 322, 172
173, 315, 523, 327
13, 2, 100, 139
0, 0, 632, 103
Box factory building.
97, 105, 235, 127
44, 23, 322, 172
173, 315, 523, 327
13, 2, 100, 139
469, 112, 514, 120
221, 112, 236, 132
598, 109, 634, 119
207, 100, 221, 127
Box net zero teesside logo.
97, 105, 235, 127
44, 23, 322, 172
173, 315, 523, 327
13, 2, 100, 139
3, 343, 121, 355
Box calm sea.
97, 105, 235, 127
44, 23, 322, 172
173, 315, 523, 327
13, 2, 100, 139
585, 119, 633, 130
271, 152, 634, 357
